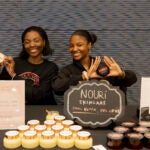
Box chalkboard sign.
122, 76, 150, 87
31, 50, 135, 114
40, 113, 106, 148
64, 80, 125, 128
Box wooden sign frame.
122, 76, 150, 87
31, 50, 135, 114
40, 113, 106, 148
64, 80, 125, 128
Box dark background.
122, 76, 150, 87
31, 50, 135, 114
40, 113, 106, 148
0, 0, 149, 105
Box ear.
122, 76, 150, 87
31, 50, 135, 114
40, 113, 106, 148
88, 42, 92, 50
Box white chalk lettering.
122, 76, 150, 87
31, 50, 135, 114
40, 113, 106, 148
79, 100, 106, 106
80, 89, 107, 100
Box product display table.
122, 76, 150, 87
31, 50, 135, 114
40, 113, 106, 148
0, 105, 148, 150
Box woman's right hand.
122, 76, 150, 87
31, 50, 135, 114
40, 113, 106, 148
0, 52, 6, 66
3, 56, 16, 78
87, 56, 103, 79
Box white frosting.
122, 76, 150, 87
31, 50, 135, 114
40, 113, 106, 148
139, 121, 150, 127
17, 125, 29, 131
5, 131, 19, 137
42, 131, 54, 136
44, 120, 56, 125
127, 133, 143, 139
114, 126, 128, 132
122, 121, 135, 126
59, 130, 72, 137
24, 131, 36, 137
62, 120, 74, 126
133, 126, 149, 133
70, 125, 82, 131
107, 132, 123, 140
35, 125, 46, 131
52, 124, 64, 130
54, 115, 65, 121
77, 131, 91, 137
27, 120, 40, 125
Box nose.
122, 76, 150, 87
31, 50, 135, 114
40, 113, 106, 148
29, 41, 36, 47
70, 46, 78, 52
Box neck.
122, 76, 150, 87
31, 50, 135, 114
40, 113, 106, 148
81, 56, 91, 71
28, 56, 44, 64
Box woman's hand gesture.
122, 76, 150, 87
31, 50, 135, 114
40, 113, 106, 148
87, 56, 103, 79
104, 56, 124, 77
3, 56, 16, 78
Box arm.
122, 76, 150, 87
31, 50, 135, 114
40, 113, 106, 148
82, 56, 104, 80
109, 70, 137, 87
0, 67, 11, 79
3, 56, 16, 78
1, 59, 59, 104
52, 66, 82, 95
81, 56, 137, 87
0, 56, 16, 79
103, 56, 137, 87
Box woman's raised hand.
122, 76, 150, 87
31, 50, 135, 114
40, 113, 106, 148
103, 56, 124, 77
87, 56, 103, 79
3, 56, 16, 78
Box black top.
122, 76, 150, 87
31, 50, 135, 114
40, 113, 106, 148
0, 57, 58, 105
52, 58, 137, 99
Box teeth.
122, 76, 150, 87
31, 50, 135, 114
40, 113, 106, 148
73, 51, 80, 54
30, 49, 37, 52
73, 53, 80, 56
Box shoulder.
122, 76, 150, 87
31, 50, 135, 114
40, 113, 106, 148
14, 57, 23, 61
124, 70, 137, 83
124, 70, 137, 76
60, 63, 80, 73
14, 57, 26, 63
44, 59, 58, 69
61, 63, 74, 69
44, 59, 56, 65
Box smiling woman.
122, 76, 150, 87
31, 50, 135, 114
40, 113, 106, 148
0, 26, 58, 105
52, 29, 137, 104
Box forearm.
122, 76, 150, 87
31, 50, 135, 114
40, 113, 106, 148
0, 67, 11, 79
111, 70, 137, 87
122, 70, 137, 86
52, 74, 82, 94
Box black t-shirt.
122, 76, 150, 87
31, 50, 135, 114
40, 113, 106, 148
0, 57, 58, 105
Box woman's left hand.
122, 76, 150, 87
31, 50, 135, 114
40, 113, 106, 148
104, 56, 124, 77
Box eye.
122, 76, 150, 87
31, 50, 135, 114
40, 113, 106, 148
77, 43, 82, 47
23, 39, 41, 45
23, 40, 30, 45
34, 39, 41, 43
69, 44, 74, 48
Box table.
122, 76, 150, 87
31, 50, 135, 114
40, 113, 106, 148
0, 105, 148, 150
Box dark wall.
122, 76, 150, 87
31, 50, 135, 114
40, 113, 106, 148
0, 0, 149, 105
